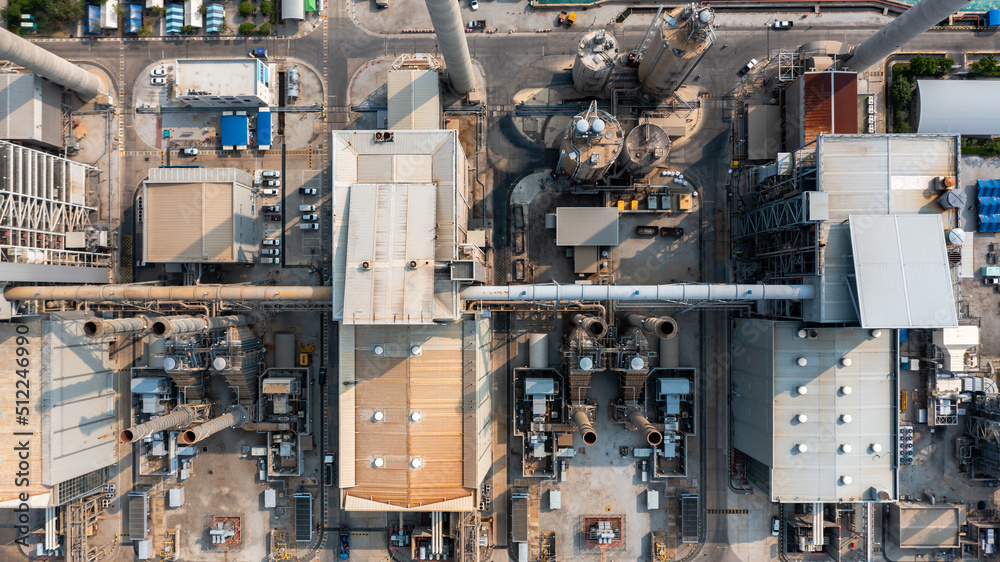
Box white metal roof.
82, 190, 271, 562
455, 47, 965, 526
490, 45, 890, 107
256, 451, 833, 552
916, 80, 1000, 135
731, 320, 896, 503
849, 214, 957, 329
387, 70, 441, 130
555, 207, 619, 246
343, 183, 437, 325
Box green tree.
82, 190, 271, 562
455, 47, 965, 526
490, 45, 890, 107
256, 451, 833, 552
149, 5, 166, 17
936, 58, 955, 74
971, 54, 999, 76
138, 24, 153, 36
198, 3, 207, 14
180, 24, 196, 34
218, 20, 229, 32
238, 1, 256, 16
260, 0, 272, 16
257, 21, 271, 34
114, 4, 127, 17
890, 74, 912, 108
239, 21, 255, 34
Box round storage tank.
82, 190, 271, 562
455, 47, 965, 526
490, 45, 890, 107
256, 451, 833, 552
638, 4, 715, 97
558, 105, 623, 182
572, 29, 619, 96
619, 123, 671, 176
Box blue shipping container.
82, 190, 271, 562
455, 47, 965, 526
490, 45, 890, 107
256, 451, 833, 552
988, 9, 1000, 27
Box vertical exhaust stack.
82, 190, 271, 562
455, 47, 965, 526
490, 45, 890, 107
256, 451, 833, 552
151, 315, 252, 338
572, 314, 608, 339
120, 406, 194, 443
83, 316, 150, 338
845, 0, 972, 71
571, 409, 598, 446
625, 313, 678, 340
423, 0, 476, 95
0, 27, 105, 98
627, 409, 663, 446
178, 406, 247, 445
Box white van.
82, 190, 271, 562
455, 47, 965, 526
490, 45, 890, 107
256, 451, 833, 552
300, 223, 319, 230
260, 257, 279, 264
299, 204, 316, 212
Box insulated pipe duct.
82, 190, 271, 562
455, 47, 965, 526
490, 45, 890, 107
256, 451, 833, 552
625, 313, 678, 340
4, 284, 332, 302
151, 315, 252, 338
120, 406, 194, 443
463, 284, 814, 301
423, 0, 476, 94
572, 314, 608, 338
178, 407, 247, 445
0, 27, 105, 98
571, 410, 598, 446
627, 410, 664, 446
83, 315, 150, 338
844, 0, 971, 71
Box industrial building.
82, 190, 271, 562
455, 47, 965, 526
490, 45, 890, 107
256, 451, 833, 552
736, 134, 960, 328
387, 69, 441, 130
915, 80, 1000, 135
888, 502, 964, 549
141, 167, 260, 264
173, 59, 276, 107
0, 314, 117, 509
0, 140, 110, 289
0, 74, 63, 150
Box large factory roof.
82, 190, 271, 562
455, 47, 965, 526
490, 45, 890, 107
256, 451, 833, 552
555, 207, 619, 246
805, 134, 959, 324
731, 320, 896, 503
890, 502, 963, 548
142, 167, 258, 263
387, 70, 441, 130
849, 215, 957, 329
338, 319, 491, 511
0, 74, 62, 149
0, 314, 116, 507
785, 71, 858, 151
331, 130, 469, 323
916, 80, 1000, 135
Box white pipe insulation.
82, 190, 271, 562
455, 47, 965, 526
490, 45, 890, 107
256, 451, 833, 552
461, 283, 815, 302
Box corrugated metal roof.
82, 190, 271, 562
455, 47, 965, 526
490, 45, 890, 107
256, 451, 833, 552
786, 72, 858, 151
221, 113, 249, 147
747, 105, 781, 161
0, 74, 62, 149
387, 70, 441, 130
555, 207, 619, 246
732, 320, 896, 503
849, 214, 957, 328
917, 80, 1000, 135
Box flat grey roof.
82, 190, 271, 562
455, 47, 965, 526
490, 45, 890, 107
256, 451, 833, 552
893, 503, 962, 548
555, 207, 619, 246
732, 320, 896, 503
849, 214, 957, 329
916, 80, 1000, 135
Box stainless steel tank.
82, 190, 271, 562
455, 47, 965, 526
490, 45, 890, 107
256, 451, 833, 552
572, 29, 619, 96
558, 102, 624, 182
619, 123, 671, 176
638, 4, 715, 97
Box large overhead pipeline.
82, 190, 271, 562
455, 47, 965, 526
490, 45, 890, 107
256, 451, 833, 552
120, 406, 194, 443
572, 314, 608, 339
462, 284, 815, 302
83, 315, 150, 338
571, 409, 598, 446
625, 313, 678, 340
178, 407, 247, 445
0, 27, 105, 97
627, 409, 664, 446
4, 284, 332, 302
845, 0, 972, 72
151, 315, 252, 338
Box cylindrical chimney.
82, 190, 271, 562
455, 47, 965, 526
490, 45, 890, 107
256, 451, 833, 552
84, 315, 150, 338
572, 314, 608, 339
570, 409, 598, 446
625, 313, 678, 340
151, 315, 252, 338
178, 407, 247, 445
0, 27, 104, 98
423, 0, 476, 94
120, 406, 194, 443
845, 0, 972, 71
627, 409, 664, 446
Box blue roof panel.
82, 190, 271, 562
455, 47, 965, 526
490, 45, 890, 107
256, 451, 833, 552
257, 110, 272, 147
221, 114, 249, 147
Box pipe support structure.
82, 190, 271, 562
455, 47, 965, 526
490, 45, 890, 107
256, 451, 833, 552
625, 313, 678, 340
83, 315, 150, 338
627, 409, 664, 446
462, 283, 815, 302
151, 315, 252, 338
4, 284, 332, 302
120, 405, 194, 443
570, 409, 598, 446
572, 313, 608, 339
178, 406, 247, 445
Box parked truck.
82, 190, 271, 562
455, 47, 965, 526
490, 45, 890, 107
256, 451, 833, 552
339, 525, 350, 559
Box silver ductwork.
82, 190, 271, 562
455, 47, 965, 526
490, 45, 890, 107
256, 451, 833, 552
4, 284, 332, 302
845, 0, 972, 71
571, 409, 598, 446
572, 314, 608, 339
178, 406, 247, 445
462, 283, 815, 302
0, 27, 105, 97
83, 315, 150, 338
625, 313, 678, 340
423, 0, 476, 94
151, 315, 252, 338
627, 409, 663, 446
120, 406, 194, 443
